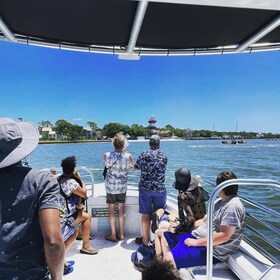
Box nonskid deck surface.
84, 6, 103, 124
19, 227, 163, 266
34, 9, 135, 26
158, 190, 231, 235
64, 234, 142, 280
64, 234, 236, 280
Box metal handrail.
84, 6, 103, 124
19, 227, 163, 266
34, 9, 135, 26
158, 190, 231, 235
76, 166, 95, 196
206, 179, 280, 280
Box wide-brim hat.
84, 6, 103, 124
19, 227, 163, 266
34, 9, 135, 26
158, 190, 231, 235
173, 167, 191, 192
0, 118, 39, 168
187, 176, 200, 191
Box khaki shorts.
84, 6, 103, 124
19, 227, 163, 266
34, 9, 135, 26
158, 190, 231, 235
106, 193, 126, 204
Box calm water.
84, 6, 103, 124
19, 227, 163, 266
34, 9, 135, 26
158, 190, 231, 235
28, 139, 280, 255
28, 139, 280, 207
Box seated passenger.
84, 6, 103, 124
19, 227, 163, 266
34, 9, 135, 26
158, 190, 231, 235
155, 171, 246, 269
58, 156, 98, 255
152, 167, 208, 236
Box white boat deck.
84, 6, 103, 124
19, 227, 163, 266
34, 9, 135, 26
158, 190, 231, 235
65, 235, 142, 280
62, 179, 280, 280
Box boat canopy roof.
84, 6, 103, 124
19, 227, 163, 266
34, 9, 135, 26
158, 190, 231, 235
1, 0, 280, 59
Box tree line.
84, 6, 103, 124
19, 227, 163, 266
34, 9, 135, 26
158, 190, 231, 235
38, 120, 279, 141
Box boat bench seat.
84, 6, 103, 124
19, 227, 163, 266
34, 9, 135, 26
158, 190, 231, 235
226, 241, 273, 280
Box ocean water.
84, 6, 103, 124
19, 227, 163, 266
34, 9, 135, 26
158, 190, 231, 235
29, 138, 280, 181
28, 139, 280, 257
28, 139, 280, 211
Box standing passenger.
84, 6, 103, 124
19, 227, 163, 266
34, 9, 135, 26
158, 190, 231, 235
0, 118, 64, 280
134, 135, 168, 246
104, 133, 133, 242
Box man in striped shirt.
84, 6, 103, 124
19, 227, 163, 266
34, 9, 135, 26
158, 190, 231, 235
156, 171, 246, 269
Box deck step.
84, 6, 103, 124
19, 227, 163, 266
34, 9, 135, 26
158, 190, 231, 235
182, 263, 238, 280
226, 241, 273, 280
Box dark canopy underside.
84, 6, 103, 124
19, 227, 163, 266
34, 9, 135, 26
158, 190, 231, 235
0, 0, 280, 58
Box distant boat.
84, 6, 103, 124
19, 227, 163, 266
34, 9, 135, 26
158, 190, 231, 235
222, 139, 246, 144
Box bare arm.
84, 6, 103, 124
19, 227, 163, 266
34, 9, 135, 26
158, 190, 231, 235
39, 208, 65, 280
129, 154, 134, 168
72, 181, 87, 198
193, 215, 207, 229
185, 225, 236, 247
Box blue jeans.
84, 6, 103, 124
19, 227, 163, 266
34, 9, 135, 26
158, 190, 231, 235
139, 188, 166, 214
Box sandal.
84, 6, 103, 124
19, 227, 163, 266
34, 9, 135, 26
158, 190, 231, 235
80, 244, 98, 255
117, 235, 125, 241
105, 234, 117, 242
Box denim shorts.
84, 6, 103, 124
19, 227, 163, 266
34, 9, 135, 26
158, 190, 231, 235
139, 188, 167, 214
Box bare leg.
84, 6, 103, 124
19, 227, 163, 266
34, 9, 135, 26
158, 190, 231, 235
154, 233, 162, 256
64, 228, 79, 254
76, 211, 93, 247
75, 211, 97, 254
155, 208, 165, 219
64, 228, 79, 266
117, 203, 125, 239
161, 233, 177, 268
108, 204, 117, 239
142, 214, 151, 245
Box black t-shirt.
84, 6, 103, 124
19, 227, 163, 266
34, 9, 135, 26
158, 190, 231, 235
0, 166, 60, 280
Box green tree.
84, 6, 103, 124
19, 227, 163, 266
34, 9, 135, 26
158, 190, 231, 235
165, 124, 175, 130
87, 121, 98, 131
87, 121, 98, 139
39, 120, 53, 127
55, 119, 71, 136
54, 120, 85, 141
68, 124, 86, 141
103, 122, 124, 138
130, 124, 148, 137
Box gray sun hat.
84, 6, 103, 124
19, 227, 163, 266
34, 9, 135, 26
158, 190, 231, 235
149, 135, 160, 146
0, 118, 39, 168
188, 176, 200, 191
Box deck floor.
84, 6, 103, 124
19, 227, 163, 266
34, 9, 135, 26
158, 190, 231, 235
64, 234, 142, 280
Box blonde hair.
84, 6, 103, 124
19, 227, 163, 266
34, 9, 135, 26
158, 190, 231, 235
112, 132, 128, 152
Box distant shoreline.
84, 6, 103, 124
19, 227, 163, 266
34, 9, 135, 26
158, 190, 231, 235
39, 140, 111, 144
39, 137, 263, 144
38, 138, 185, 144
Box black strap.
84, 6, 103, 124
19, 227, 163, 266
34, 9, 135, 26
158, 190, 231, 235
58, 175, 71, 214
108, 152, 122, 169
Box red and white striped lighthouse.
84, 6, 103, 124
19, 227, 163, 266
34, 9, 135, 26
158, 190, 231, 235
148, 115, 157, 134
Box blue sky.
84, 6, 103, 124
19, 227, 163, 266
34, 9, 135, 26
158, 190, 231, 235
0, 40, 279, 133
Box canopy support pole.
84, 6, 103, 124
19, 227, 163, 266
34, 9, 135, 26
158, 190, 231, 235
119, 0, 149, 60
236, 15, 280, 53
0, 17, 16, 42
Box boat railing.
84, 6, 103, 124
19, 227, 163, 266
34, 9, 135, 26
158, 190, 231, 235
41, 166, 95, 196
88, 168, 177, 193
76, 166, 95, 196
204, 178, 280, 280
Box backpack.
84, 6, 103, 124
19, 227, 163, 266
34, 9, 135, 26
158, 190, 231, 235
174, 186, 208, 233
57, 174, 84, 216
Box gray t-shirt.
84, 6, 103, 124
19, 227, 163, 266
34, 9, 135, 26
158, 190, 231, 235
192, 196, 246, 261
0, 166, 60, 279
